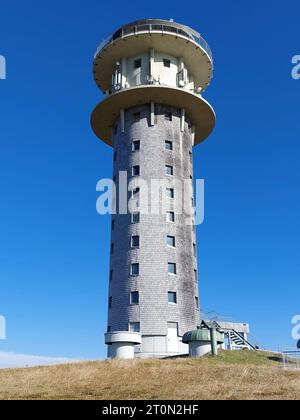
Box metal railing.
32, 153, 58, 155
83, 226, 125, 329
94, 23, 213, 62
281, 348, 300, 370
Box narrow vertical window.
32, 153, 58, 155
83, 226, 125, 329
109, 297, 112, 309
165, 141, 173, 151
167, 236, 176, 248
129, 322, 140, 333
131, 236, 140, 249
132, 187, 140, 199
166, 188, 174, 198
132, 165, 140, 176
194, 269, 198, 282
168, 263, 177, 275
167, 211, 175, 223
132, 140, 140, 151
168, 292, 177, 304
131, 263, 140, 276
134, 59, 142, 69
133, 112, 141, 123
165, 165, 174, 176
193, 244, 196, 257
130, 291, 139, 305
132, 212, 140, 224
165, 112, 172, 121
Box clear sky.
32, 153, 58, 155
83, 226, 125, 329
0, 0, 299, 362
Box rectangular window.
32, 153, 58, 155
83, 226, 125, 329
111, 243, 114, 254
113, 175, 117, 183
107, 326, 111, 333
114, 151, 117, 161
165, 165, 174, 176
194, 269, 198, 282
166, 188, 174, 198
134, 59, 142, 69
165, 112, 172, 121
112, 219, 115, 231
131, 235, 140, 249
193, 244, 196, 257
132, 140, 140, 151
167, 211, 175, 223
109, 270, 113, 281
132, 165, 140, 176
114, 124, 118, 134
189, 151, 192, 164
130, 291, 139, 305
132, 187, 140, 198
168, 263, 177, 275
167, 236, 176, 248
163, 58, 171, 68
132, 212, 140, 223
129, 322, 140, 333
131, 263, 139, 276
165, 141, 173, 151
133, 112, 141, 122
195, 297, 199, 308
168, 292, 177, 304
109, 297, 112, 309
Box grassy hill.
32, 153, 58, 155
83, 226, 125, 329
0, 351, 299, 400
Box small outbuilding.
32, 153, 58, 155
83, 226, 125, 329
183, 323, 224, 357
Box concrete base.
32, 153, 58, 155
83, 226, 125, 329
135, 335, 189, 358
105, 332, 142, 360
189, 340, 211, 357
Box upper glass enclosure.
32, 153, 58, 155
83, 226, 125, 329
94, 19, 213, 63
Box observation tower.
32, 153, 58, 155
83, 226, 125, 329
91, 19, 215, 358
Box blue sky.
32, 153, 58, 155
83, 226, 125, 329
0, 0, 299, 361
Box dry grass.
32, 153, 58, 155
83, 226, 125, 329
0, 351, 299, 400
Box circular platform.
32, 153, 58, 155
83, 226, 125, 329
91, 85, 215, 146
93, 19, 213, 93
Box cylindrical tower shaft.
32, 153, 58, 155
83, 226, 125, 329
108, 104, 200, 356
91, 19, 215, 358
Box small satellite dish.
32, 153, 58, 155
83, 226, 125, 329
179, 80, 185, 87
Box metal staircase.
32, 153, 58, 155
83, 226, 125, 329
226, 329, 257, 351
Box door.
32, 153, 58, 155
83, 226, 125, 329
167, 322, 179, 353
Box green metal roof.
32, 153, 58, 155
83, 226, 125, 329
182, 329, 224, 345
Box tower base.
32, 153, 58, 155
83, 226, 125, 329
105, 332, 142, 359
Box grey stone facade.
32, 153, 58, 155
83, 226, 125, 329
107, 104, 200, 355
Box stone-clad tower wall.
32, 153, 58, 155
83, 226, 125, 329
91, 19, 215, 358
108, 104, 200, 356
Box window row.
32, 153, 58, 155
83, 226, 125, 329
130, 111, 173, 124
111, 211, 176, 229
114, 140, 175, 155
130, 139, 173, 152
111, 235, 195, 252
109, 265, 198, 280
133, 57, 171, 70
109, 292, 199, 309
129, 165, 174, 177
